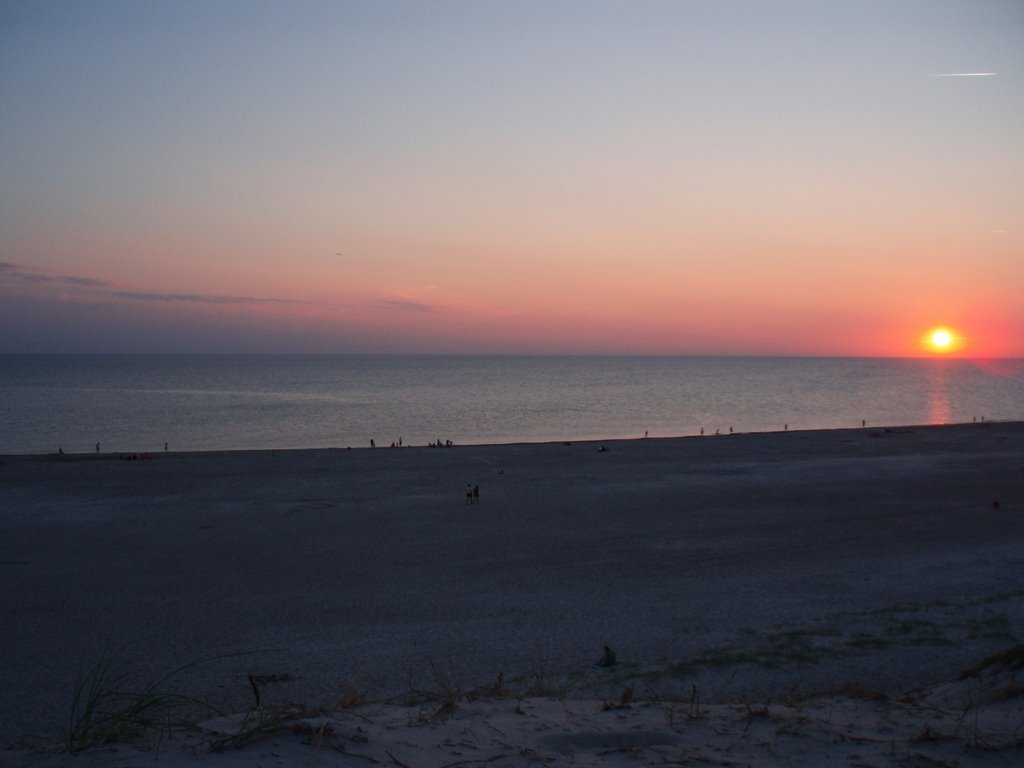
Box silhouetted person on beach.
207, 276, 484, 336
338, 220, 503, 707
96, 442, 100, 453
473, 484, 479, 504
164, 442, 168, 452
596, 645, 617, 667
370, 439, 375, 448
466, 484, 473, 505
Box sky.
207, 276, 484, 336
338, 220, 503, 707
1, 1, 1021, 356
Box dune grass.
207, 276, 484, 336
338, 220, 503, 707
65, 641, 258, 753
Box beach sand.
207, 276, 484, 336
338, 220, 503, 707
1, 422, 1022, 766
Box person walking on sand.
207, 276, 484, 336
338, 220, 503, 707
96, 442, 100, 453
466, 483, 473, 505
473, 484, 480, 505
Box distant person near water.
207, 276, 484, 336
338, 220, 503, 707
473, 484, 479, 504
96, 442, 100, 453
466, 483, 473, 505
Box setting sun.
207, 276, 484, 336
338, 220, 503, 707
922, 326, 964, 354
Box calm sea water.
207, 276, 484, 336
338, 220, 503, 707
1, 355, 1022, 454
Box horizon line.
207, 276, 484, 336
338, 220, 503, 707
1, 351, 1020, 360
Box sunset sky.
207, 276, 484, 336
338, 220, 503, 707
1, 1, 1021, 356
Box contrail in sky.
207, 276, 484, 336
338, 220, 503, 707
929, 72, 997, 77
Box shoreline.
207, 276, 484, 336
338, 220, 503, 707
2, 421, 1022, 764
3, 418, 1020, 460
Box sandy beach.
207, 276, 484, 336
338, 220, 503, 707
2, 422, 1022, 766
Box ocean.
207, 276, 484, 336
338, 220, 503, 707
1, 355, 1022, 454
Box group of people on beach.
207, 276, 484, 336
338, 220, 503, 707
370, 437, 406, 448
370, 437, 456, 448
465, 483, 480, 505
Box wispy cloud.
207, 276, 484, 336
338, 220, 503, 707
928, 72, 997, 77
111, 291, 313, 305
373, 298, 435, 313
0, 261, 109, 287
1, 261, 314, 306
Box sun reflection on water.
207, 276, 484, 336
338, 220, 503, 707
926, 362, 952, 424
